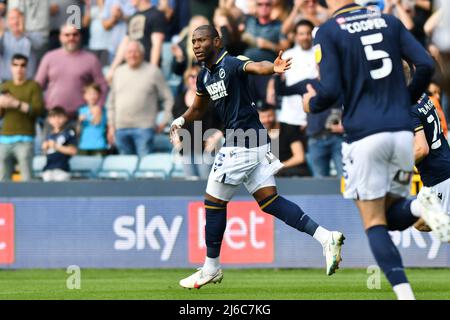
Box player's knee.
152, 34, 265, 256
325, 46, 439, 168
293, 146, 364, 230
258, 193, 280, 213
204, 193, 228, 207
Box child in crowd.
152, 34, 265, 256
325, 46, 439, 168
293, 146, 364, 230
42, 107, 78, 181
77, 83, 108, 156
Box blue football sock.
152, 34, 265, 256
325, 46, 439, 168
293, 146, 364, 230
258, 194, 319, 236
367, 225, 409, 287
204, 200, 227, 258
386, 199, 419, 231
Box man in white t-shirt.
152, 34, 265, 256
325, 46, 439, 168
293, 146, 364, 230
278, 19, 317, 131
268, 19, 317, 162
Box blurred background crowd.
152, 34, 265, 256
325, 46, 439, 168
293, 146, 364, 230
0, 0, 448, 181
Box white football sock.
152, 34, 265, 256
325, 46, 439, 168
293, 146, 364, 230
313, 226, 330, 247
410, 199, 422, 218
393, 283, 416, 300
203, 256, 220, 275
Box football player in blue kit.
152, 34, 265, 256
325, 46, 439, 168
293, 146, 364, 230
171, 25, 345, 289
303, 0, 449, 300
411, 92, 450, 232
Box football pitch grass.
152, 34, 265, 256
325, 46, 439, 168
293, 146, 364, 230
0, 268, 449, 300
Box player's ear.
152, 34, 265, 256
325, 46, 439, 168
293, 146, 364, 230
214, 36, 221, 48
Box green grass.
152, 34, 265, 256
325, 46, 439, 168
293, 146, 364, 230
0, 268, 449, 300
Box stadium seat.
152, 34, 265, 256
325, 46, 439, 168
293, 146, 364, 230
97, 155, 139, 180
69, 156, 103, 179
134, 153, 174, 179
32, 155, 47, 179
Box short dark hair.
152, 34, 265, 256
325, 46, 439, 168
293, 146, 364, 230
83, 82, 102, 94
11, 53, 28, 65
257, 102, 276, 112
295, 19, 315, 33
48, 106, 67, 117
194, 25, 220, 39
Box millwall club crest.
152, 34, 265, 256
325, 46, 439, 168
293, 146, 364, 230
219, 68, 226, 79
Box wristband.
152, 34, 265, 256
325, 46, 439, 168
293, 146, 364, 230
171, 116, 185, 128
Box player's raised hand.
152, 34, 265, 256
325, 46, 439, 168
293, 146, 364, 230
273, 51, 292, 74
303, 84, 317, 113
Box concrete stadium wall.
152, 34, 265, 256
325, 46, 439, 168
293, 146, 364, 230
0, 179, 448, 268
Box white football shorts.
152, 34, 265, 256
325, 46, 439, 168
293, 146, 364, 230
205, 143, 284, 201
342, 131, 414, 200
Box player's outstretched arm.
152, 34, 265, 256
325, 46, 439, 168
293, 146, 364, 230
170, 94, 210, 143
245, 51, 292, 76
414, 129, 430, 163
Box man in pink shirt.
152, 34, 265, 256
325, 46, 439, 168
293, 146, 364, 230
35, 24, 108, 119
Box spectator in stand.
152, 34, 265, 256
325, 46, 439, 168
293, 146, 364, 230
242, 0, 289, 62
219, 0, 245, 20
0, 0, 6, 16
270, 0, 290, 21
427, 80, 448, 137
432, 0, 450, 100
151, 0, 175, 21
42, 106, 77, 181
107, 40, 174, 157
35, 24, 108, 120
107, 0, 166, 82
268, 20, 316, 147
0, 54, 45, 181
82, 0, 111, 67
77, 83, 108, 156
278, 74, 345, 177
213, 7, 246, 56
410, 0, 432, 46
306, 107, 344, 177
49, 1, 82, 50
172, 65, 223, 179
101, 0, 135, 65
7, 0, 50, 64
171, 15, 209, 77
189, 0, 219, 22
258, 103, 311, 177
383, 0, 415, 31
242, 0, 289, 105
282, 0, 328, 37
0, 8, 36, 81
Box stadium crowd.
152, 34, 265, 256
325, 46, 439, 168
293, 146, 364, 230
0, 0, 448, 181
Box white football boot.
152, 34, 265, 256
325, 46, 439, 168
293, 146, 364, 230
324, 231, 345, 276
179, 268, 224, 289
417, 187, 450, 242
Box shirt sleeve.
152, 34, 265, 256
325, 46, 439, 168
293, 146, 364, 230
234, 55, 254, 77
150, 9, 167, 34
195, 70, 208, 97
309, 24, 342, 113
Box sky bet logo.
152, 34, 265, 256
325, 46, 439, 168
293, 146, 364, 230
188, 202, 274, 264
0, 203, 15, 264
113, 205, 182, 261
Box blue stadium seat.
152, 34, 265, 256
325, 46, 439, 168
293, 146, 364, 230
97, 155, 139, 180
134, 153, 174, 179
32, 155, 47, 179
69, 156, 103, 179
